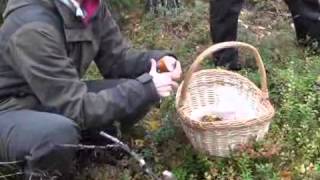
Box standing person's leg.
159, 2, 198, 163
284, 0, 320, 44
0, 110, 80, 179
283, 0, 308, 43
209, 0, 244, 70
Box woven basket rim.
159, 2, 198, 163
175, 69, 275, 130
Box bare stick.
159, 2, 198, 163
99, 131, 158, 179
99, 131, 176, 180
0, 160, 23, 166
0, 172, 23, 179
57, 144, 120, 150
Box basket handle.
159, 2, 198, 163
178, 41, 269, 108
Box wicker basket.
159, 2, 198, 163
175, 41, 275, 157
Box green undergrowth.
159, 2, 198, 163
0, 1, 314, 179
111, 1, 320, 179
78, 1, 320, 179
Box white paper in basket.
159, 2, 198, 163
190, 86, 257, 122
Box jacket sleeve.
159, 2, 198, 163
94, 5, 174, 79
8, 23, 160, 129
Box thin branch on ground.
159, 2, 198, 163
99, 131, 176, 180
58, 143, 120, 150
0, 172, 23, 179
0, 160, 24, 165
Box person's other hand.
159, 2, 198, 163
150, 59, 178, 98
158, 56, 182, 81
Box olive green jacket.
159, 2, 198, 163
0, 0, 170, 129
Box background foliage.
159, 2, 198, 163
1, 0, 320, 179
82, 0, 320, 179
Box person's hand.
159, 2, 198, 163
150, 59, 178, 98
158, 56, 182, 81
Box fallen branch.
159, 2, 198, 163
0, 160, 23, 166
99, 131, 176, 180
0, 172, 23, 179
58, 143, 120, 150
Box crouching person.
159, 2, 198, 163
0, 0, 182, 179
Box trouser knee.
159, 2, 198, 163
25, 116, 80, 177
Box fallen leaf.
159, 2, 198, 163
280, 170, 292, 180
145, 119, 161, 132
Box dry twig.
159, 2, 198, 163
99, 131, 176, 180
0, 160, 23, 166
0, 172, 23, 179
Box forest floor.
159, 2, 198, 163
0, 0, 316, 180
76, 0, 320, 179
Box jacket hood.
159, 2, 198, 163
3, 0, 54, 19
3, 0, 101, 22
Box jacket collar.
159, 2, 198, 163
54, 0, 85, 29
54, 0, 96, 43
57, 0, 85, 18
56, 0, 101, 23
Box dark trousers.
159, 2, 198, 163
209, 0, 320, 66
0, 79, 150, 179
209, 0, 244, 68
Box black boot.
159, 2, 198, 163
213, 48, 242, 71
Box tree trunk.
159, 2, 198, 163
145, 0, 181, 14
